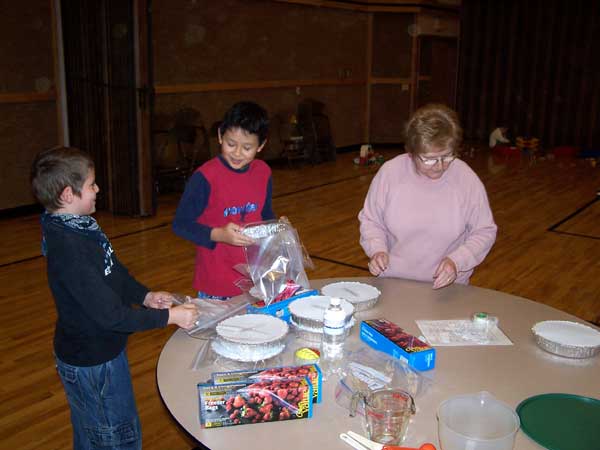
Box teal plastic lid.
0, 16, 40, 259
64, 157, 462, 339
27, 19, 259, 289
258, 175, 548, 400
516, 393, 600, 450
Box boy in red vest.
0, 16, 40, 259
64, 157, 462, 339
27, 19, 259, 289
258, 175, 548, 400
173, 101, 274, 299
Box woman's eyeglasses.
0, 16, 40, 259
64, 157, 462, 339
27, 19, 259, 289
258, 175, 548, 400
416, 154, 456, 166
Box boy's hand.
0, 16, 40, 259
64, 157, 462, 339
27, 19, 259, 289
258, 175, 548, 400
432, 257, 457, 289
211, 222, 255, 246
143, 291, 174, 309
368, 251, 389, 276
168, 304, 200, 329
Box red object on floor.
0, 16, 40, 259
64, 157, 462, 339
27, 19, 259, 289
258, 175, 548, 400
552, 146, 579, 158
494, 145, 520, 157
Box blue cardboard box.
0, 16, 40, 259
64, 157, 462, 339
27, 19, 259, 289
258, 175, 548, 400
360, 319, 436, 371
246, 289, 319, 322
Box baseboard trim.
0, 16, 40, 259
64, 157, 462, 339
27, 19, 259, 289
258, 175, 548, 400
0, 203, 44, 219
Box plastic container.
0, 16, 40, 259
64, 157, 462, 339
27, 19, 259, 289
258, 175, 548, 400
471, 312, 500, 342
438, 391, 520, 450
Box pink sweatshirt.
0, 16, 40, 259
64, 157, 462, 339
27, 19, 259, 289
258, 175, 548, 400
358, 153, 497, 284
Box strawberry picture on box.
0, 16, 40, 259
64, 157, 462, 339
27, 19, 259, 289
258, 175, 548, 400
367, 319, 430, 352
212, 364, 322, 403
199, 377, 313, 428
360, 319, 436, 371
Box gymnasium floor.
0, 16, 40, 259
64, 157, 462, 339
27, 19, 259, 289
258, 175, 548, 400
0, 145, 598, 449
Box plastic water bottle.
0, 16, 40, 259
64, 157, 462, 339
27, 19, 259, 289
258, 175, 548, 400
321, 297, 347, 379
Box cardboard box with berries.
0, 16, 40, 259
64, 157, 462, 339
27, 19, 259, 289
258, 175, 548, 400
360, 319, 436, 371
211, 364, 322, 403
198, 377, 313, 428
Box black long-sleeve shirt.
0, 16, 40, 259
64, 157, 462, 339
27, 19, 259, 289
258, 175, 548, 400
44, 220, 169, 366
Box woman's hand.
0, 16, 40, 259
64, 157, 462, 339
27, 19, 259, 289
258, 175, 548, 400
143, 291, 174, 309
432, 257, 457, 289
368, 251, 389, 276
211, 222, 255, 246
168, 304, 200, 329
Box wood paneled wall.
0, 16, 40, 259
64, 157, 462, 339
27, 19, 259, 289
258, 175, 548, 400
152, 0, 369, 157
0, 0, 452, 211
0, 0, 58, 210
458, 0, 600, 148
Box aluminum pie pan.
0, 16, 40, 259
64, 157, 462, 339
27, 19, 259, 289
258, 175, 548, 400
289, 321, 324, 343
241, 221, 290, 239
290, 312, 326, 330
211, 336, 287, 362
288, 295, 355, 329
532, 321, 600, 359
320, 281, 381, 311
345, 296, 379, 312
289, 311, 357, 330
290, 317, 356, 343
216, 314, 289, 345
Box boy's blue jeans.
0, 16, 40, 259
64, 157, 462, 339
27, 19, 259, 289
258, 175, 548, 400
55, 349, 141, 450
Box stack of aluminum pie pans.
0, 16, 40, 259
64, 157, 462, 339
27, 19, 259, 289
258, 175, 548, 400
211, 314, 289, 362
288, 295, 355, 343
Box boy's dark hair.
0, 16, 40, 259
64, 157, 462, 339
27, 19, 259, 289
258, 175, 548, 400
218, 101, 269, 145
31, 146, 95, 212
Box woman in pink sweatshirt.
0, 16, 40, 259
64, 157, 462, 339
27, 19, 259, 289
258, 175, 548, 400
359, 104, 497, 289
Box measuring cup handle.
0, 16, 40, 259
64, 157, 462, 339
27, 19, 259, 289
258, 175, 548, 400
407, 392, 416, 415
349, 391, 366, 417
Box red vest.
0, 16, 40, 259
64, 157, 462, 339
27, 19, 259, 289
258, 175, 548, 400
193, 157, 271, 296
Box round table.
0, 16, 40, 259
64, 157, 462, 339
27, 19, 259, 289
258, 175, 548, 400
157, 277, 600, 450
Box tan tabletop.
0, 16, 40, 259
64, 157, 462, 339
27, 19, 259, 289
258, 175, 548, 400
157, 277, 600, 450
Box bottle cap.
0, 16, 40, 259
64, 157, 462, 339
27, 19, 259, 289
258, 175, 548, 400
472, 312, 499, 329
294, 347, 320, 365
472, 312, 489, 323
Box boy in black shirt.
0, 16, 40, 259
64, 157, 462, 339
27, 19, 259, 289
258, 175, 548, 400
31, 146, 199, 450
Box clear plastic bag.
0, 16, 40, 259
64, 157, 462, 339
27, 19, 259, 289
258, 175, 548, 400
334, 347, 433, 417
189, 330, 294, 372
239, 220, 312, 306
172, 293, 252, 336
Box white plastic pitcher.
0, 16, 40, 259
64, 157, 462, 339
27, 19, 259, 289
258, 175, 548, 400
437, 391, 520, 450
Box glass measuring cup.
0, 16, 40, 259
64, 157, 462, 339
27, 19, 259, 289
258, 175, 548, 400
362, 388, 416, 446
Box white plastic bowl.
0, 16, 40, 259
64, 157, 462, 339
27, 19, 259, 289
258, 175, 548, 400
438, 391, 520, 450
